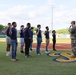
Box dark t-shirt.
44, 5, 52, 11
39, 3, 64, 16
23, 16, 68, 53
20, 29, 24, 38
45, 31, 49, 39
36, 29, 42, 38
11, 27, 17, 40
52, 33, 56, 41
24, 28, 31, 39
6, 27, 11, 37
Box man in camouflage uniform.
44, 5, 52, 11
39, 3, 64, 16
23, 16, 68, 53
69, 21, 76, 58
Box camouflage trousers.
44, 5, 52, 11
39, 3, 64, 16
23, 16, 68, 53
71, 39, 76, 55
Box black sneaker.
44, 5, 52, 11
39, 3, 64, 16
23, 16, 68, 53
53, 49, 57, 51
28, 55, 32, 57
25, 55, 30, 58
30, 49, 33, 51
20, 51, 24, 53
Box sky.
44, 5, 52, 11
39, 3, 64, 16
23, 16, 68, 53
0, 0, 76, 30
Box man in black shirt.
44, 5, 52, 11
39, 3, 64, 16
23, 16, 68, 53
36, 24, 42, 55
6, 23, 12, 56
44, 26, 50, 53
52, 30, 56, 51
24, 23, 31, 58
10, 22, 18, 61
19, 25, 25, 53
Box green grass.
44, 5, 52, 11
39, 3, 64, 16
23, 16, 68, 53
0, 43, 76, 75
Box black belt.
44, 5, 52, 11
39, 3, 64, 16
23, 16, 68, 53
25, 37, 31, 39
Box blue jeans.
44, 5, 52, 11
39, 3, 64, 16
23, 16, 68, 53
11, 40, 17, 59
36, 38, 42, 54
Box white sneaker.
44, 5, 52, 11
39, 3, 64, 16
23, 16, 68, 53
37, 54, 41, 55
11, 59, 17, 62
45, 51, 49, 54
6, 52, 11, 56
8, 52, 11, 56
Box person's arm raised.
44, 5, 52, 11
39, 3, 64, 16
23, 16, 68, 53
9, 27, 12, 35
36, 29, 40, 35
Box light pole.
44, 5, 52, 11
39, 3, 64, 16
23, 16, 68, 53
51, 4, 54, 33
51, 2, 54, 31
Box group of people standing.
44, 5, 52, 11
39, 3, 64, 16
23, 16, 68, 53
6, 22, 56, 61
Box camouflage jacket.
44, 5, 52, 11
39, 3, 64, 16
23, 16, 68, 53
69, 25, 76, 39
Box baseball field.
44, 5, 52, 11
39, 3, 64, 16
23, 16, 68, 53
0, 38, 76, 75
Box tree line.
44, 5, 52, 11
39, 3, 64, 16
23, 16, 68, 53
0, 24, 7, 30
0, 24, 69, 34
56, 28, 69, 34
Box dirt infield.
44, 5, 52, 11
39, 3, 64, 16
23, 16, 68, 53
32, 43, 71, 50
0, 38, 71, 50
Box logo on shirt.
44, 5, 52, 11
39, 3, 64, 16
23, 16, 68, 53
48, 53, 76, 63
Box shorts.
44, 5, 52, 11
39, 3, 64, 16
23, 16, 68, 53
20, 38, 24, 46
6, 36, 11, 44
46, 39, 50, 43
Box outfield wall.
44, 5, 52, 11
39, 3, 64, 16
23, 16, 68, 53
0, 34, 71, 44
0, 38, 71, 44
0, 34, 70, 38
